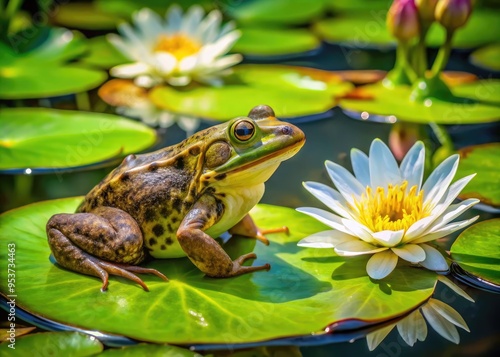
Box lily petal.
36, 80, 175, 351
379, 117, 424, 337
335, 240, 387, 256
341, 218, 376, 243
412, 216, 479, 244
421, 300, 460, 344
418, 244, 448, 271
428, 299, 470, 332
165, 5, 183, 32
427, 174, 476, 223
366, 250, 399, 279
367, 324, 396, 351
198, 10, 221, 43
437, 276, 475, 302
372, 230, 404, 247
430, 199, 479, 232
350, 148, 370, 187
297, 230, 354, 248
325, 160, 365, 205
397, 308, 427, 346
302, 181, 353, 219
391, 244, 426, 263
403, 215, 439, 243
400, 141, 425, 190
110, 62, 151, 78
180, 5, 204, 36
296, 207, 353, 235
421, 155, 459, 211
369, 138, 402, 187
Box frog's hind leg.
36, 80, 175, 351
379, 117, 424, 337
47, 206, 167, 291
228, 214, 289, 246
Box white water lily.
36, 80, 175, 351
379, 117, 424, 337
297, 139, 479, 280
108, 6, 242, 87
117, 102, 200, 136
367, 276, 474, 350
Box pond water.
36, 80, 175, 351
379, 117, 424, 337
0, 42, 499, 356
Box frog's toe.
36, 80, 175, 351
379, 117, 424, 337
231, 253, 271, 276
97, 261, 168, 291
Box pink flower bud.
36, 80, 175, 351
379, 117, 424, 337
387, 0, 420, 41
415, 0, 439, 22
435, 0, 472, 31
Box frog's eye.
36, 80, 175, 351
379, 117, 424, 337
233, 120, 255, 141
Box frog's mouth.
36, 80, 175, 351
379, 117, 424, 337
225, 138, 305, 175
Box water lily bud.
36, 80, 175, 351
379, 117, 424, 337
435, 0, 472, 31
389, 121, 421, 161
415, 0, 438, 23
387, 0, 420, 41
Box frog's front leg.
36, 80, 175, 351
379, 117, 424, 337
177, 195, 270, 278
46, 206, 167, 291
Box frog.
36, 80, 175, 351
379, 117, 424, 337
46, 105, 305, 291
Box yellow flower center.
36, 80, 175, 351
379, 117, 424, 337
353, 180, 429, 233
153, 33, 201, 60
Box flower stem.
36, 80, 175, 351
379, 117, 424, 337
5, 0, 23, 18
398, 40, 418, 83
76, 91, 91, 111
430, 29, 454, 78
414, 25, 429, 78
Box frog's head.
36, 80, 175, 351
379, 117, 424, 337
200, 105, 305, 187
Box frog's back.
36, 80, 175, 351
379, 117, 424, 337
78, 140, 204, 258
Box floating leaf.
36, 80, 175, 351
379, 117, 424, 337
314, 10, 500, 49
0, 198, 437, 344
325, 0, 389, 12
95, 0, 214, 18
455, 143, 500, 208
0, 108, 157, 172
150, 65, 353, 121
339, 79, 500, 124
53, 2, 123, 30
233, 27, 320, 58
224, 0, 325, 25
0, 331, 103, 356
451, 219, 500, 286
0, 28, 107, 99
470, 43, 500, 72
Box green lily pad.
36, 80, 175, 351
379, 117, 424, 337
0, 28, 107, 99
339, 79, 500, 124
224, 0, 325, 25
470, 43, 500, 71
0, 198, 438, 344
95, 0, 214, 18
325, 0, 389, 12
455, 143, 500, 208
451, 219, 500, 285
233, 27, 321, 58
53, 2, 123, 30
150, 65, 353, 121
0, 108, 157, 172
314, 10, 500, 49
98, 343, 200, 356
81, 36, 129, 69
0, 331, 103, 356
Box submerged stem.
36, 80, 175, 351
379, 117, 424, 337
414, 25, 429, 78
398, 41, 418, 83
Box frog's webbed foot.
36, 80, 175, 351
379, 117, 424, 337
47, 206, 168, 291
229, 214, 289, 246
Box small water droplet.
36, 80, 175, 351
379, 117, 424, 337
424, 99, 433, 107
24, 168, 32, 175
361, 111, 369, 120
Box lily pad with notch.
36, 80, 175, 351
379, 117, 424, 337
0, 108, 157, 174
0, 198, 438, 344
0, 27, 107, 99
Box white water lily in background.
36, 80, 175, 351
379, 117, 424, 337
367, 276, 474, 350
108, 6, 242, 87
297, 139, 479, 279
117, 102, 200, 136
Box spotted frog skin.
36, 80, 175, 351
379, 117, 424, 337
47, 105, 305, 291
